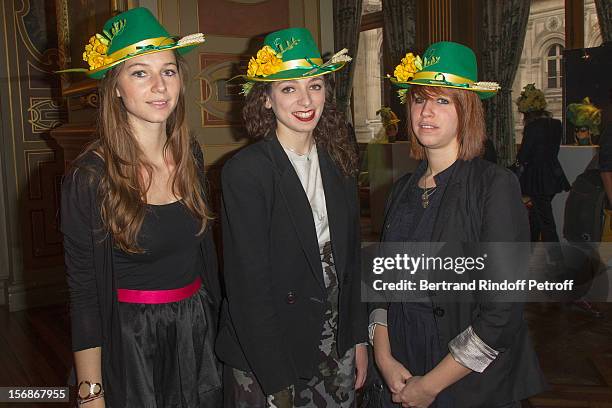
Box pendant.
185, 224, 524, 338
422, 192, 429, 208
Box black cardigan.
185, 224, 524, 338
216, 134, 368, 395
379, 158, 547, 407
60, 144, 221, 408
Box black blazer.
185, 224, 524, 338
216, 134, 368, 395
380, 158, 547, 407
517, 117, 569, 195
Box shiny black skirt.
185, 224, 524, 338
118, 286, 222, 407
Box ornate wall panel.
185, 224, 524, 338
198, 53, 250, 127
198, 0, 290, 38
0, 0, 68, 309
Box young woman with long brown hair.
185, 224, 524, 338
60, 8, 221, 407
216, 28, 368, 407
369, 42, 546, 407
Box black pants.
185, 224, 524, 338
529, 194, 559, 242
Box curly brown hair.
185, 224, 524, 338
76, 52, 210, 253
242, 75, 359, 177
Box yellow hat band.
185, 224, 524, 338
412, 71, 475, 86
278, 58, 324, 72
107, 36, 176, 62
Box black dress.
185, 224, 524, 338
383, 162, 456, 408
61, 148, 222, 408
113, 201, 220, 407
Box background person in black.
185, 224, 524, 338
516, 84, 570, 242
599, 89, 612, 205
60, 8, 221, 408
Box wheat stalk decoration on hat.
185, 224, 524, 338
386, 41, 501, 103
57, 7, 205, 79
237, 27, 352, 95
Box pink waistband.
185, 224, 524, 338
117, 277, 201, 304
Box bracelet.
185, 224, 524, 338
78, 392, 104, 405
77, 381, 104, 405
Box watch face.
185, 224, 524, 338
78, 381, 102, 399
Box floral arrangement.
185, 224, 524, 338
391, 52, 442, 103
82, 19, 126, 70
246, 38, 300, 79
567, 97, 601, 135
516, 83, 547, 113
376, 107, 400, 129
246, 45, 284, 77
83, 35, 113, 70
393, 53, 423, 82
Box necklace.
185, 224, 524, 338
421, 186, 437, 208
282, 142, 314, 160
421, 170, 437, 208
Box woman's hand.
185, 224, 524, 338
391, 376, 437, 408
372, 324, 412, 393
375, 353, 412, 394
354, 344, 368, 389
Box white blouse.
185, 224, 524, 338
283, 144, 330, 248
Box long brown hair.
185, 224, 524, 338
242, 75, 359, 177
79, 52, 210, 253
405, 85, 486, 160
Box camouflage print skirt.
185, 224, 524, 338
224, 241, 356, 408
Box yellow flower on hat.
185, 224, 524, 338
247, 45, 283, 77
82, 34, 113, 71
394, 53, 423, 82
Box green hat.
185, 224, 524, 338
388, 41, 499, 101
58, 7, 205, 79
516, 83, 547, 113
241, 27, 351, 92
567, 97, 602, 136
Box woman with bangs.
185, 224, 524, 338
216, 28, 368, 407
60, 8, 221, 407
368, 42, 546, 407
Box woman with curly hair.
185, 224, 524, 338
60, 8, 221, 407
216, 28, 368, 407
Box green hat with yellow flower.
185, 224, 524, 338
567, 97, 602, 136
58, 7, 205, 79
516, 83, 547, 113
240, 27, 351, 94
389, 41, 499, 102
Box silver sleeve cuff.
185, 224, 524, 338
448, 325, 499, 373
368, 308, 388, 345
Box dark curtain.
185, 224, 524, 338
382, 0, 417, 140
481, 0, 531, 165
333, 0, 363, 116
595, 0, 612, 43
